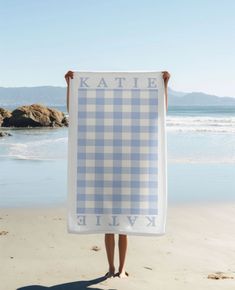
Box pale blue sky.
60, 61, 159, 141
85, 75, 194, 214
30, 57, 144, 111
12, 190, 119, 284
1, 0, 235, 96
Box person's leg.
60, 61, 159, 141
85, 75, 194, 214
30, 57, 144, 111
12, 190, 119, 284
104, 233, 115, 277
118, 234, 129, 278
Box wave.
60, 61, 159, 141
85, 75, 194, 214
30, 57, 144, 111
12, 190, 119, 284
166, 116, 235, 133
7, 137, 67, 147
168, 157, 235, 164
1, 115, 234, 161
2, 137, 68, 160
0, 154, 56, 161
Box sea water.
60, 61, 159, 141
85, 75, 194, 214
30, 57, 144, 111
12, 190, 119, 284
0, 105, 234, 207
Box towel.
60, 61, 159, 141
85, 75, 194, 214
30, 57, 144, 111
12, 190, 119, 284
67, 72, 167, 236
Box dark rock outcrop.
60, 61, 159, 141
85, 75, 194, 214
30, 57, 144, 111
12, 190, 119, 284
0, 108, 12, 126
2, 104, 68, 128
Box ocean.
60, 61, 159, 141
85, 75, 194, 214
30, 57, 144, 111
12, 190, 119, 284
0, 105, 234, 207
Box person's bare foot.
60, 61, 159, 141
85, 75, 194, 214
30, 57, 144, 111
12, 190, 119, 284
104, 267, 115, 278
117, 270, 129, 278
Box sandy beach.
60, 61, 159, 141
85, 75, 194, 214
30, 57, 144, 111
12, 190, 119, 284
0, 203, 234, 290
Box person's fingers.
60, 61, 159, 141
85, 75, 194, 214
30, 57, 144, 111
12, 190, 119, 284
163, 72, 171, 82
64, 70, 74, 79
65, 73, 72, 79
162, 71, 170, 77
67, 71, 74, 78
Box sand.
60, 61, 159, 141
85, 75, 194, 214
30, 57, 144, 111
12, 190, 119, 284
1, 202, 235, 290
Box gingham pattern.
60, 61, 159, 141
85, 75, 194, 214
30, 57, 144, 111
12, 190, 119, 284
76, 88, 158, 215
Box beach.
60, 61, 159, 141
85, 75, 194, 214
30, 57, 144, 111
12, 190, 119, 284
1, 0, 235, 288
1, 105, 235, 289
0, 0, 235, 290
1, 202, 235, 290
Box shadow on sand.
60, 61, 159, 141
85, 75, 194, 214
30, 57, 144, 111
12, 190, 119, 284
17, 275, 115, 290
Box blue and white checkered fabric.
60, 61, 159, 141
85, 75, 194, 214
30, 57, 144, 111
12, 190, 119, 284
76, 88, 158, 216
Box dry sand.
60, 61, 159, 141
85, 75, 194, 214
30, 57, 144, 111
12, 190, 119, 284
1, 202, 235, 290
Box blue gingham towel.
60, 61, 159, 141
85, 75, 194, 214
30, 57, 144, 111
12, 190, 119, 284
67, 72, 167, 236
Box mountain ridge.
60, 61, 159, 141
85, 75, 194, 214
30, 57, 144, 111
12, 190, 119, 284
0, 86, 234, 107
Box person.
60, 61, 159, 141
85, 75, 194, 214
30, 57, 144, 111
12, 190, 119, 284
64, 70, 171, 279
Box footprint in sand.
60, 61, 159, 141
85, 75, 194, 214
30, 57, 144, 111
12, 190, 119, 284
91, 245, 101, 251
207, 272, 234, 280
0, 230, 8, 235
144, 266, 153, 270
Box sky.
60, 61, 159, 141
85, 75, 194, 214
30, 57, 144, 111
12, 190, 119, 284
0, 0, 235, 97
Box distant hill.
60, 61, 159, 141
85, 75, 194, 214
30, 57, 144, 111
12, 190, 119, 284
0, 86, 235, 108
169, 90, 235, 106
0, 86, 66, 107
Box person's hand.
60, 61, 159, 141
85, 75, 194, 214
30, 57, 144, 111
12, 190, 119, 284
65, 71, 74, 113
64, 70, 74, 85
162, 71, 171, 85
162, 71, 170, 111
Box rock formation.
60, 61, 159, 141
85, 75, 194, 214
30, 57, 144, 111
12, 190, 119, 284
1, 104, 68, 128
0, 108, 12, 127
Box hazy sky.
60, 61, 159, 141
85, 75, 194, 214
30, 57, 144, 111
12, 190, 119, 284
1, 0, 235, 97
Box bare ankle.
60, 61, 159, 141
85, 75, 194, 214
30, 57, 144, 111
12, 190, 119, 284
118, 266, 124, 273
109, 266, 115, 273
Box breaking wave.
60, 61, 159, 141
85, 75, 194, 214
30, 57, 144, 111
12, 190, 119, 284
166, 116, 235, 133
